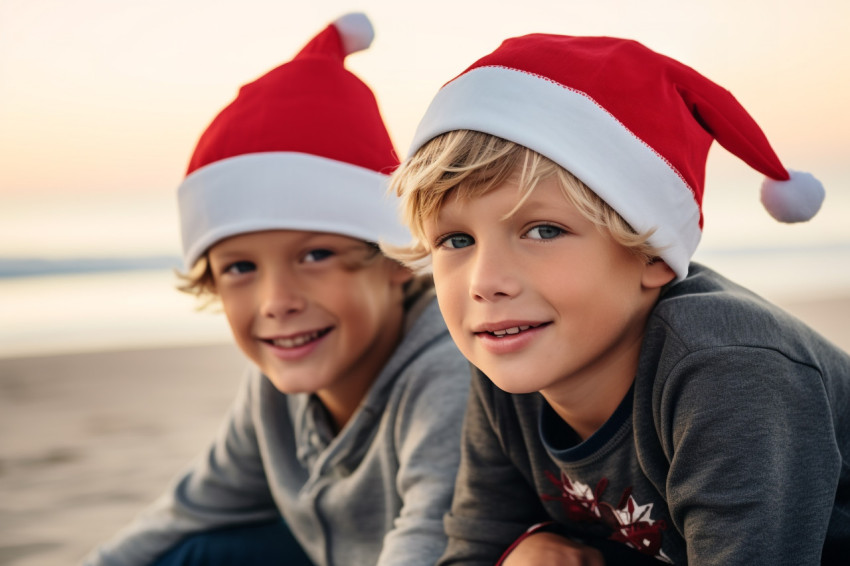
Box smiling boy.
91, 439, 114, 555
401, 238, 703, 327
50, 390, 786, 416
430, 170, 667, 442
206, 230, 411, 430
388, 35, 850, 565
84, 14, 469, 566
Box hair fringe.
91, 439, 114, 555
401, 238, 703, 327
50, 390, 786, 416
387, 130, 659, 266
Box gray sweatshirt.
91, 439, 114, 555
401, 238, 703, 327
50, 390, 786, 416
439, 263, 850, 565
85, 291, 471, 566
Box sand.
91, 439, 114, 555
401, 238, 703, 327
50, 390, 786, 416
1, 295, 848, 566
0, 343, 247, 566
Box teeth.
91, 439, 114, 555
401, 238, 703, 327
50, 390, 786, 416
491, 325, 532, 337
272, 330, 321, 348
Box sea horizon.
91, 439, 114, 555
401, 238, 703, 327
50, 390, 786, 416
3, 238, 850, 279
2, 242, 850, 360
3, 172, 849, 357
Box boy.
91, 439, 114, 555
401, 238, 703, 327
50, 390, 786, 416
388, 34, 849, 564
83, 14, 470, 566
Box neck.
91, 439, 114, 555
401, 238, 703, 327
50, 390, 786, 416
541, 328, 642, 441
317, 301, 407, 435
541, 373, 634, 441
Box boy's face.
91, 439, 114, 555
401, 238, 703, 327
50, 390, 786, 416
208, 230, 412, 413
423, 176, 671, 400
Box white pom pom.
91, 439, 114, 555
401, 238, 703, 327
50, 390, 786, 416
760, 169, 825, 223
333, 12, 374, 56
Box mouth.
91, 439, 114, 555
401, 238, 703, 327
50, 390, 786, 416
476, 322, 549, 338
263, 327, 332, 349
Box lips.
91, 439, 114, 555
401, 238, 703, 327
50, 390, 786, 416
472, 321, 549, 355
491, 325, 532, 337
475, 322, 548, 337
263, 327, 332, 349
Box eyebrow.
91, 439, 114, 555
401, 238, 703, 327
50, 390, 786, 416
208, 247, 252, 263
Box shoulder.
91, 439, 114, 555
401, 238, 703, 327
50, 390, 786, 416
395, 294, 471, 384
378, 294, 471, 415
646, 263, 832, 359
652, 263, 778, 336
637, 263, 850, 421
372, 297, 472, 458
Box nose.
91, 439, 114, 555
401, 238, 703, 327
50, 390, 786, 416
468, 242, 522, 302
259, 268, 306, 318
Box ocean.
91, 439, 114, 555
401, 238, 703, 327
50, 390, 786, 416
2, 243, 849, 359
2, 183, 849, 359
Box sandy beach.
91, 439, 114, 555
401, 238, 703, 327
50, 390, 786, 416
1, 294, 849, 566
0, 343, 247, 566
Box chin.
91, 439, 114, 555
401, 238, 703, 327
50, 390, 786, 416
485, 372, 542, 395
262, 373, 289, 394
262, 371, 313, 395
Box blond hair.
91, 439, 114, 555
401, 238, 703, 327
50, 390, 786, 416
387, 130, 659, 265
175, 255, 218, 309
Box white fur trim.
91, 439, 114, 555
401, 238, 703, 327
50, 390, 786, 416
333, 12, 374, 55
177, 152, 409, 268
760, 169, 825, 223
409, 66, 702, 280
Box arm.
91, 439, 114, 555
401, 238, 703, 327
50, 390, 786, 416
498, 524, 604, 566
497, 522, 669, 565
375, 340, 472, 566
83, 368, 280, 566
437, 370, 551, 566
661, 348, 840, 566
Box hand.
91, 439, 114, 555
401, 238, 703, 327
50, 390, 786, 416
501, 532, 605, 566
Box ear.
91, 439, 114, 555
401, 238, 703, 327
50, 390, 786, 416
642, 258, 676, 289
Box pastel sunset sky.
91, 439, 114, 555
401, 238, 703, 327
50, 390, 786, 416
1, 0, 848, 357
1, 0, 848, 257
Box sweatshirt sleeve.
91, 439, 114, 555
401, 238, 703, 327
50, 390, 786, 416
82, 368, 281, 566
437, 371, 549, 566
374, 339, 472, 566
659, 347, 841, 566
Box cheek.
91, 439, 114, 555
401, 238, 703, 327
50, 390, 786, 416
433, 271, 466, 328
431, 255, 460, 289
219, 291, 252, 330
333, 273, 395, 325
349, 269, 394, 302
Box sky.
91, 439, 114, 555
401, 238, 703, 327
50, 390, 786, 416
1, 0, 848, 356
1, 0, 849, 258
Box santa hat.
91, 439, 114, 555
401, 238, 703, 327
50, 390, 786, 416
177, 12, 408, 269
408, 34, 825, 280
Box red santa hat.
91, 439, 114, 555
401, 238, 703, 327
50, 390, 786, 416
178, 13, 407, 269
408, 34, 825, 280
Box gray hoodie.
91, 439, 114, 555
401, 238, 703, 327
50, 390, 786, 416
438, 264, 850, 565
85, 290, 470, 566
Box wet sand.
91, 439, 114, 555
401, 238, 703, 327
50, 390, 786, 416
1, 295, 848, 565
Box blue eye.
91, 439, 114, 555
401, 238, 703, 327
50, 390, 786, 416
224, 260, 255, 275
438, 233, 475, 249
304, 249, 334, 262
526, 225, 564, 240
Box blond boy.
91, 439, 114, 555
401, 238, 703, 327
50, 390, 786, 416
84, 14, 469, 566
389, 34, 849, 565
